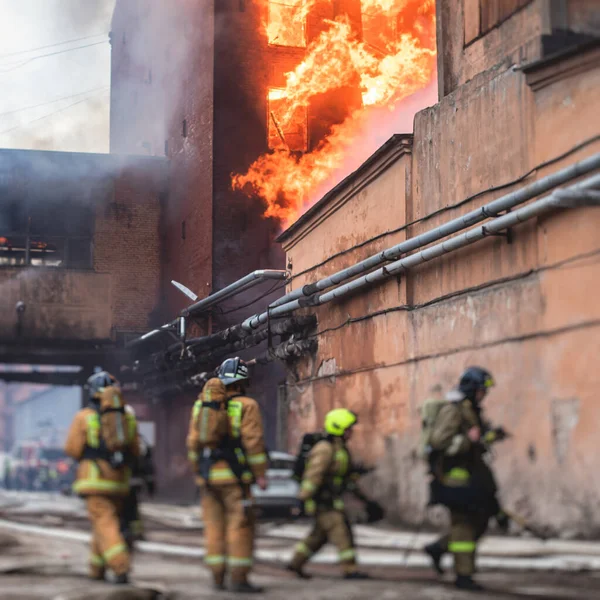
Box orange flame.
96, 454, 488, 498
234, 0, 437, 227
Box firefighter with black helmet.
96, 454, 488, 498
286, 408, 370, 580
64, 371, 139, 584
187, 357, 268, 594
423, 366, 509, 591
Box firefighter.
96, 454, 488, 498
64, 371, 139, 584
121, 405, 155, 549
424, 367, 509, 591
287, 408, 369, 580
187, 357, 268, 594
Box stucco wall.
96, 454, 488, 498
281, 45, 600, 533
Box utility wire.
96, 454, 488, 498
288, 134, 600, 282
219, 280, 290, 315
306, 246, 600, 340
0, 32, 107, 60
0, 89, 110, 135
0, 85, 109, 119
0, 40, 108, 73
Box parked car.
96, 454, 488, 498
251, 451, 299, 516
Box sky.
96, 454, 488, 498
0, 0, 116, 154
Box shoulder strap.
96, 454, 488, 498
100, 406, 125, 415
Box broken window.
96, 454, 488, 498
0, 196, 93, 269
267, 0, 307, 48
267, 88, 308, 152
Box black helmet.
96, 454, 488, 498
217, 357, 249, 386
87, 371, 118, 400
458, 366, 495, 401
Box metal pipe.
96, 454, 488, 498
242, 171, 600, 331
126, 319, 178, 348
270, 153, 600, 309
181, 269, 288, 317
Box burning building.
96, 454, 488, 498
272, 1, 600, 533
111, 0, 439, 495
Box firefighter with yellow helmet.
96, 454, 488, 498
286, 408, 369, 580
64, 371, 139, 584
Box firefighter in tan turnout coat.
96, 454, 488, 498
187, 357, 268, 594
64, 371, 139, 584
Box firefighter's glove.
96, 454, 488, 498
484, 427, 509, 444
496, 510, 510, 532
291, 499, 303, 517
365, 500, 385, 524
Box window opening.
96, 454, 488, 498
267, 0, 307, 47
267, 88, 308, 152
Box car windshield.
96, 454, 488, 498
41, 449, 66, 461
269, 458, 294, 470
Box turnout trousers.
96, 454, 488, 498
86, 495, 130, 578
290, 509, 357, 575
435, 511, 489, 576
201, 484, 255, 586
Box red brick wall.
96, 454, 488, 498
94, 158, 166, 335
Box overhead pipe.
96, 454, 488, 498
126, 320, 179, 348
181, 269, 288, 317
270, 153, 600, 309
128, 270, 288, 349
242, 171, 600, 331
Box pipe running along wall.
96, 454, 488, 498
269, 154, 600, 309
242, 169, 600, 331
181, 269, 288, 317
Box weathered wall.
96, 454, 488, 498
94, 159, 166, 336
110, 0, 215, 321
436, 0, 600, 99
282, 40, 600, 533
0, 151, 165, 343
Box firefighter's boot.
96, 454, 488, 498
230, 581, 264, 594
286, 563, 312, 579
424, 541, 445, 575
344, 571, 370, 580
455, 575, 484, 591
114, 573, 129, 585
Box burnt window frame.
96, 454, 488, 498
0, 196, 94, 270
267, 0, 307, 48
267, 86, 309, 153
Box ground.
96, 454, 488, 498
1, 491, 599, 599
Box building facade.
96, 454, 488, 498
277, 1, 600, 533
0, 148, 166, 380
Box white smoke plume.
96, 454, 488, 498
0, 0, 116, 153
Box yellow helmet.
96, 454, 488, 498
324, 408, 358, 436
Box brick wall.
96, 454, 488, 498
94, 157, 167, 335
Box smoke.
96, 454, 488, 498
310, 81, 437, 205
107, 0, 213, 157
0, 0, 115, 153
